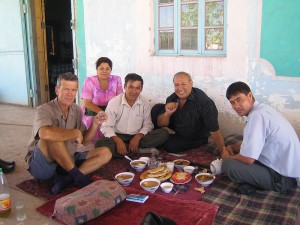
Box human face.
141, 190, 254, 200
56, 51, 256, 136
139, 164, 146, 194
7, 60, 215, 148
229, 92, 254, 117
55, 80, 78, 108
97, 62, 111, 80
124, 80, 143, 103
173, 74, 193, 100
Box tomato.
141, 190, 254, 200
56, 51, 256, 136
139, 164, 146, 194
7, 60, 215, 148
171, 172, 191, 183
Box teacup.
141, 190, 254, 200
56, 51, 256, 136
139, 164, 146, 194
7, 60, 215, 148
183, 166, 195, 174
166, 162, 174, 173
139, 157, 150, 164
210, 159, 222, 175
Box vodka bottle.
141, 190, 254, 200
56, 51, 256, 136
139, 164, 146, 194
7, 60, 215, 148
148, 149, 160, 169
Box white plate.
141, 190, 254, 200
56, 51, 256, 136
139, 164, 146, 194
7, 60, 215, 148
170, 177, 192, 184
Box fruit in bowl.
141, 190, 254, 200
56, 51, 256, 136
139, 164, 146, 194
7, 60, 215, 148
173, 159, 190, 171
115, 172, 135, 186
140, 178, 160, 193
195, 173, 215, 187
130, 160, 147, 172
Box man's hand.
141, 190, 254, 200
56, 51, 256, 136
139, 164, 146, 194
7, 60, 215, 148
165, 102, 178, 116
129, 134, 143, 153
114, 138, 128, 155
221, 146, 232, 159
74, 129, 84, 144
93, 111, 108, 126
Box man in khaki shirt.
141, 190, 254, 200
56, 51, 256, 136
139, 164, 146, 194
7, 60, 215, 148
96, 73, 168, 157
26, 73, 112, 194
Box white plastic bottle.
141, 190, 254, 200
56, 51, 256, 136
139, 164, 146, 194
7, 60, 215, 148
0, 168, 11, 218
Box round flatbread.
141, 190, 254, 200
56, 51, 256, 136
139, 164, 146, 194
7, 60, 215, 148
140, 170, 172, 181
148, 166, 166, 174
147, 167, 169, 178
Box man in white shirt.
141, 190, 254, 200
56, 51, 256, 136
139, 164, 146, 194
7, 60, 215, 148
222, 81, 300, 195
95, 73, 169, 157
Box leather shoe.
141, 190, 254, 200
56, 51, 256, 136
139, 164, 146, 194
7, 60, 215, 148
0, 161, 15, 173
0, 159, 15, 166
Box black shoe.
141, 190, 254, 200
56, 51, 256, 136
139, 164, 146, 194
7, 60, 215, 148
0, 159, 15, 166
0, 162, 15, 174
236, 183, 258, 195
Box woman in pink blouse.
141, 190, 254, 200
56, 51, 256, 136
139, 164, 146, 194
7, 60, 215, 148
81, 57, 123, 141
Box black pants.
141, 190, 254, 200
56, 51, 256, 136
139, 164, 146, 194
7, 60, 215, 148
151, 103, 208, 153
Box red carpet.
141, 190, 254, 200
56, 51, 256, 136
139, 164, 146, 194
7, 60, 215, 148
17, 148, 215, 200
37, 186, 218, 225
17, 147, 219, 224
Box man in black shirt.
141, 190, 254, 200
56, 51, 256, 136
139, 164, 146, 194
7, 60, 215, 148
153, 71, 225, 153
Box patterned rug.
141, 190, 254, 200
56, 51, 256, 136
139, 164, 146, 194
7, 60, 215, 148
16, 147, 215, 201
16, 146, 300, 225
201, 176, 300, 225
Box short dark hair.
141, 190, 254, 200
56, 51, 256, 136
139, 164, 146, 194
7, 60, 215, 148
226, 81, 252, 100
96, 57, 113, 69
56, 72, 78, 87
124, 73, 144, 87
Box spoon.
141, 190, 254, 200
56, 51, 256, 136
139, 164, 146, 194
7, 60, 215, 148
124, 155, 132, 162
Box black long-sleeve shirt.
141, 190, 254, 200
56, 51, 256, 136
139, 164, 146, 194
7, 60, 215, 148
166, 87, 219, 140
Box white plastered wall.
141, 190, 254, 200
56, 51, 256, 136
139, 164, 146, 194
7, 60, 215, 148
82, 0, 300, 138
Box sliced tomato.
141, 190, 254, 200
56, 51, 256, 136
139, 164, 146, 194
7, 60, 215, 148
171, 172, 191, 183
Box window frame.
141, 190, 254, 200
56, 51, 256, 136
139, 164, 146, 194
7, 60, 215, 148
154, 0, 227, 56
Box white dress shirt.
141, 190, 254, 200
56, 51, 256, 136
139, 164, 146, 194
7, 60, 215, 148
100, 93, 154, 137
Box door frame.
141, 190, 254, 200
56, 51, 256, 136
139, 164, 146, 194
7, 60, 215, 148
29, 0, 78, 106
30, 0, 50, 105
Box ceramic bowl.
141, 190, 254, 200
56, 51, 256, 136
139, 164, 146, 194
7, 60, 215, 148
160, 182, 174, 193
173, 159, 190, 171
139, 157, 150, 164
140, 178, 161, 193
130, 160, 147, 172
115, 172, 135, 186
195, 173, 215, 187
183, 165, 195, 174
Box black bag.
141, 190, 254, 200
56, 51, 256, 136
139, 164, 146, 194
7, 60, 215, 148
140, 211, 177, 225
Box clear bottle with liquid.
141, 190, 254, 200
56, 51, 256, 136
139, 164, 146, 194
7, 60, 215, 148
0, 168, 11, 218
148, 149, 160, 169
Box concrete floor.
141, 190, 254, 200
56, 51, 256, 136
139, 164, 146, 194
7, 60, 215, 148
0, 103, 59, 225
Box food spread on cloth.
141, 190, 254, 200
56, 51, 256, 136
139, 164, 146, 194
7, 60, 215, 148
140, 165, 172, 181
171, 172, 191, 184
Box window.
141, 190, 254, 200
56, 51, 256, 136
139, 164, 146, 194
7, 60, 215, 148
154, 0, 227, 56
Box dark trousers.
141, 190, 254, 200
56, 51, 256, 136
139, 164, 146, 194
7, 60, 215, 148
163, 134, 208, 153
151, 103, 208, 153
95, 129, 169, 157
222, 158, 296, 193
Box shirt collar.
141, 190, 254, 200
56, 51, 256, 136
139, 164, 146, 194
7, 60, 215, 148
53, 98, 76, 118
121, 93, 142, 107
246, 101, 259, 120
